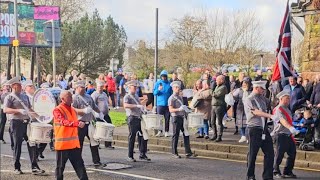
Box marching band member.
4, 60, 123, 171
91, 80, 114, 149
3, 77, 45, 175
0, 80, 10, 144
72, 80, 104, 167
168, 81, 194, 158
53, 90, 88, 180
123, 80, 150, 162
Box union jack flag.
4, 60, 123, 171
271, 0, 293, 81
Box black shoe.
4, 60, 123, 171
215, 136, 222, 142
105, 146, 115, 150
127, 157, 136, 162
210, 135, 217, 141
172, 154, 181, 159
139, 155, 151, 161
247, 176, 256, 180
94, 162, 107, 167
283, 173, 297, 178
50, 147, 55, 151
32, 168, 45, 175
274, 172, 283, 179
205, 135, 209, 139
14, 169, 23, 175
39, 153, 44, 159
1, 140, 6, 144
233, 130, 238, 135
186, 153, 197, 158
196, 135, 204, 138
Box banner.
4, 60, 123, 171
0, 2, 60, 47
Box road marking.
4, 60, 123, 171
0, 170, 94, 173
1, 154, 26, 160
87, 168, 164, 180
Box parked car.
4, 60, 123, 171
221, 64, 240, 72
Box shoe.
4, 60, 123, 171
215, 136, 222, 142
274, 172, 283, 179
205, 135, 209, 139
233, 130, 238, 135
50, 147, 55, 151
1, 140, 6, 144
239, 136, 247, 143
247, 176, 256, 180
14, 169, 23, 175
283, 173, 297, 178
210, 135, 217, 141
32, 168, 45, 175
39, 153, 44, 159
116, 106, 120, 109
113, 107, 117, 110
185, 153, 197, 158
94, 162, 107, 167
172, 154, 181, 159
164, 132, 170, 137
105, 146, 115, 150
155, 131, 163, 137
139, 155, 151, 161
196, 135, 204, 138
127, 157, 136, 162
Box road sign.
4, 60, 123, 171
44, 23, 62, 47
12, 40, 19, 47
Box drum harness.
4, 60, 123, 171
9, 93, 37, 123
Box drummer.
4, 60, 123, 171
72, 80, 105, 167
168, 81, 194, 158
91, 79, 114, 149
3, 77, 45, 175
123, 80, 150, 162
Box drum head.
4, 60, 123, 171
33, 89, 57, 124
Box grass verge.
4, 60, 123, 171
109, 111, 127, 127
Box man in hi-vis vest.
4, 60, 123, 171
53, 90, 88, 180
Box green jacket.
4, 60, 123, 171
211, 84, 228, 106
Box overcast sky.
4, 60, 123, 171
92, 0, 303, 51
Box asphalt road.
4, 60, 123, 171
1, 133, 320, 180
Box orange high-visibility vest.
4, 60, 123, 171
54, 104, 80, 150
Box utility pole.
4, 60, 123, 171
153, 8, 158, 111
14, 0, 21, 77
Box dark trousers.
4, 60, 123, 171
146, 93, 154, 107
172, 116, 192, 155
211, 106, 226, 136
78, 124, 100, 164
233, 102, 238, 128
9, 122, 14, 150
10, 120, 39, 170
157, 106, 170, 132
49, 129, 54, 149
0, 109, 7, 140
127, 116, 148, 158
55, 148, 88, 180
109, 92, 116, 108
37, 143, 47, 157
274, 134, 296, 175
247, 127, 274, 179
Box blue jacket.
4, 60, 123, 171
153, 70, 172, 106
283, 84, 306, 113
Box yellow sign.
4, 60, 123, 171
12, 40, 19, 47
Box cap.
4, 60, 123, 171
23, 80, 33, 87
73, 80, 86, 88
125, 80, 139, 87
96, 80, 105, 87
276, 90, 290, 99
252, 81, 267, 89
1, 80, 9, 86
170, 81, 181, 88
6, 76, 21, 86
40, 82, 50, 88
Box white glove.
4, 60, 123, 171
136, 105, 143, 108
99, 112, 104, 120
289, 127, 300, 135
182, 105, 190, 112
93, 111, 100, 118
178, 106, 185, 111
83, 107, 93, 114
270, 114, 277, 121
18, 109, 27, 115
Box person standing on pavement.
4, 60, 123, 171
243, 81, 273, 180
53, 90, 88, 180
283, 76, 307, 114
3, 77, 45, 175
271, 90, 300, 178
144, 72, 155, 108
169, 81, 195, 158
153, 70, 172, 137
123, 80, 150, 162
210, 75, 228, 142
91, 80, 114, 149
115, 69, 124, 109
0, 80, 10, 144
105, 72, 117, 109
72, 80, 105, 167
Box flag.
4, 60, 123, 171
271, 0, 293, 81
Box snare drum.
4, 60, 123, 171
187, 113, 204, 128
93, 122, 115, 142
28, 123, 53, 143
142, 114, 163, 130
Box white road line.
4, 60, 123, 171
1, 154, 26, 160
87, 168, 164, 180
0, 170, 94, 173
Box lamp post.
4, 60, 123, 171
254, 53, 265, 71
43, 19, 56, 87
13, 0, 20, 77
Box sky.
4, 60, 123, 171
92, 0, 303, 51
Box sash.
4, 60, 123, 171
129, 94, 149, 140
276, 106, 296, 143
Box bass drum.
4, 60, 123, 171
33, 88, 61, 124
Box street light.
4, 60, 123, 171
254, 53, 265, 71
13, 0, 20, 77
43, 19, 56, 87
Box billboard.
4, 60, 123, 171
0, 2, 60, 47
